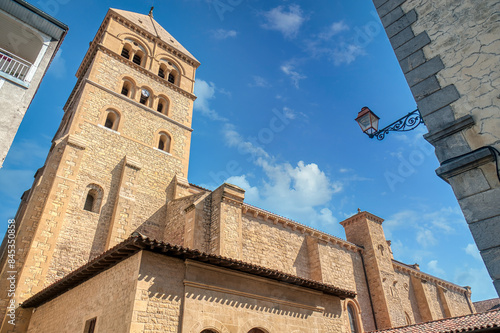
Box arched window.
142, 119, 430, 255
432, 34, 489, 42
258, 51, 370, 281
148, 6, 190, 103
121, 45, 131, 59
139, 88, 151, 106
121, 81, 131, 96
201, 330, 217, 333
158, 132, 171, 153
104, 110, 119, 131
347, 303, 360, 333
133, 51, 144, 66
157, 101, 164, 113
248, 329, 266, 333
156, 96, 169, 115
158, 64, 166, 79
168, 72, 176, 84
84, 192, 95, 212
83, 184, 103, 213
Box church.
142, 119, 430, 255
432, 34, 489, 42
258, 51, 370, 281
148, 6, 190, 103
0, 7, 498, 333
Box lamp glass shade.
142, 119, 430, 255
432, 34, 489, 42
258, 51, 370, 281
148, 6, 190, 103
355, 107, 379, 136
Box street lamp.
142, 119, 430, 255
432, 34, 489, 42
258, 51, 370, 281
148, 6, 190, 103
355, 107, 424, 140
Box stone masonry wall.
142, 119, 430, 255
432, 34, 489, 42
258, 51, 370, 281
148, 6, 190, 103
26, 251, 141, 333
240, 211, 376, 332
131, 252, 185, 333
182, 260, 345, 333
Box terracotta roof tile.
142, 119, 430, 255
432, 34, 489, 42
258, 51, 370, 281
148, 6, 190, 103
370, 309, 500, 333
22, 233, 356, 308
474, 298, 500, 313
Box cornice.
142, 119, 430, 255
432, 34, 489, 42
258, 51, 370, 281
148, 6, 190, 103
241, 204, 362, 253
339, 211, 384, 227
110, 13, 200, 67
392, 260, 468, 294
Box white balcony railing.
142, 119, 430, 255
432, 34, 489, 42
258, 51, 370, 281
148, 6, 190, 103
0, 47, 32, 82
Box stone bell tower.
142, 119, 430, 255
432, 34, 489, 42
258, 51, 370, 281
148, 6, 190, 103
0, 7, 199, 320
341, 211, 406, 329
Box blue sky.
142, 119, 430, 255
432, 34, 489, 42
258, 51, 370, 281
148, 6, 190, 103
0, 0, 496, 301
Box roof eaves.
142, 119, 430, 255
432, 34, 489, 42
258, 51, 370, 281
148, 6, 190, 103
22, 234, 356, 308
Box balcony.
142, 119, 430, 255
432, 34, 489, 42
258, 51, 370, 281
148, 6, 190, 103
0, 47, 32, 84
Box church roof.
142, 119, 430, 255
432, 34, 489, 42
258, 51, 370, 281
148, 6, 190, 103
109, 8, 198, 63
21, 233, 356, 308
474, 298, 500, 313
370, 309, 500, 333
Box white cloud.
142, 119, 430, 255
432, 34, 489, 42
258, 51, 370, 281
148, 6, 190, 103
256, 158, 342, 207
210, 29, 238, 39
48, 49, 67, 79
282, 106, 296, 119
224, 159, 342, 230
427, 260, 446, 277
193, 79, 227, 121
465, 243, 482, 261
249, 75, 270, 88
318, 21, 349, 40
332, 43, 365, 65
222, 123, 270, 159
384, 207, 465, 247
416, 229, 437, 247
280, 61, 306, 88
226, 175, 260, 203
219, 124, 343, 232
454, 265, 497, 302
261, 5, 306, 39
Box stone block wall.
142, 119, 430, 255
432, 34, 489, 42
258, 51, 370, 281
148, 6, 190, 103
372, 0, 500, 294
182, 259, 344, 333
131, 252, 185, 333
26, 252, 141, 333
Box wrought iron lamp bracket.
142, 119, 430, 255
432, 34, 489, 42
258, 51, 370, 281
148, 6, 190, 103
369, 109, 423, 140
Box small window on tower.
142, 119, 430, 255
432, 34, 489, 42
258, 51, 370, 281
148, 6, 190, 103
158, 67, 165, 79
83, 317, 97, 333
83, 192, 95, 212
121, 46, 130, 60
168, 73, 175, 84
133, 53, 142, 66
158, 133, 171, 153
121, 82, 130, 96
104, 112, 117, 129
157, 101, 164, 113
83, 185, 103, 213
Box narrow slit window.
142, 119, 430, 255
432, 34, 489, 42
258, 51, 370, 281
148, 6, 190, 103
121, 47, 130, 59
133, 54, 142, 65
84, 317, 97, 333
347, 304, 359, 333
84, 192, 95, 212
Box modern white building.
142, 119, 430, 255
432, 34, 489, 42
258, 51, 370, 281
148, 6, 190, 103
0, 0, 67, 168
